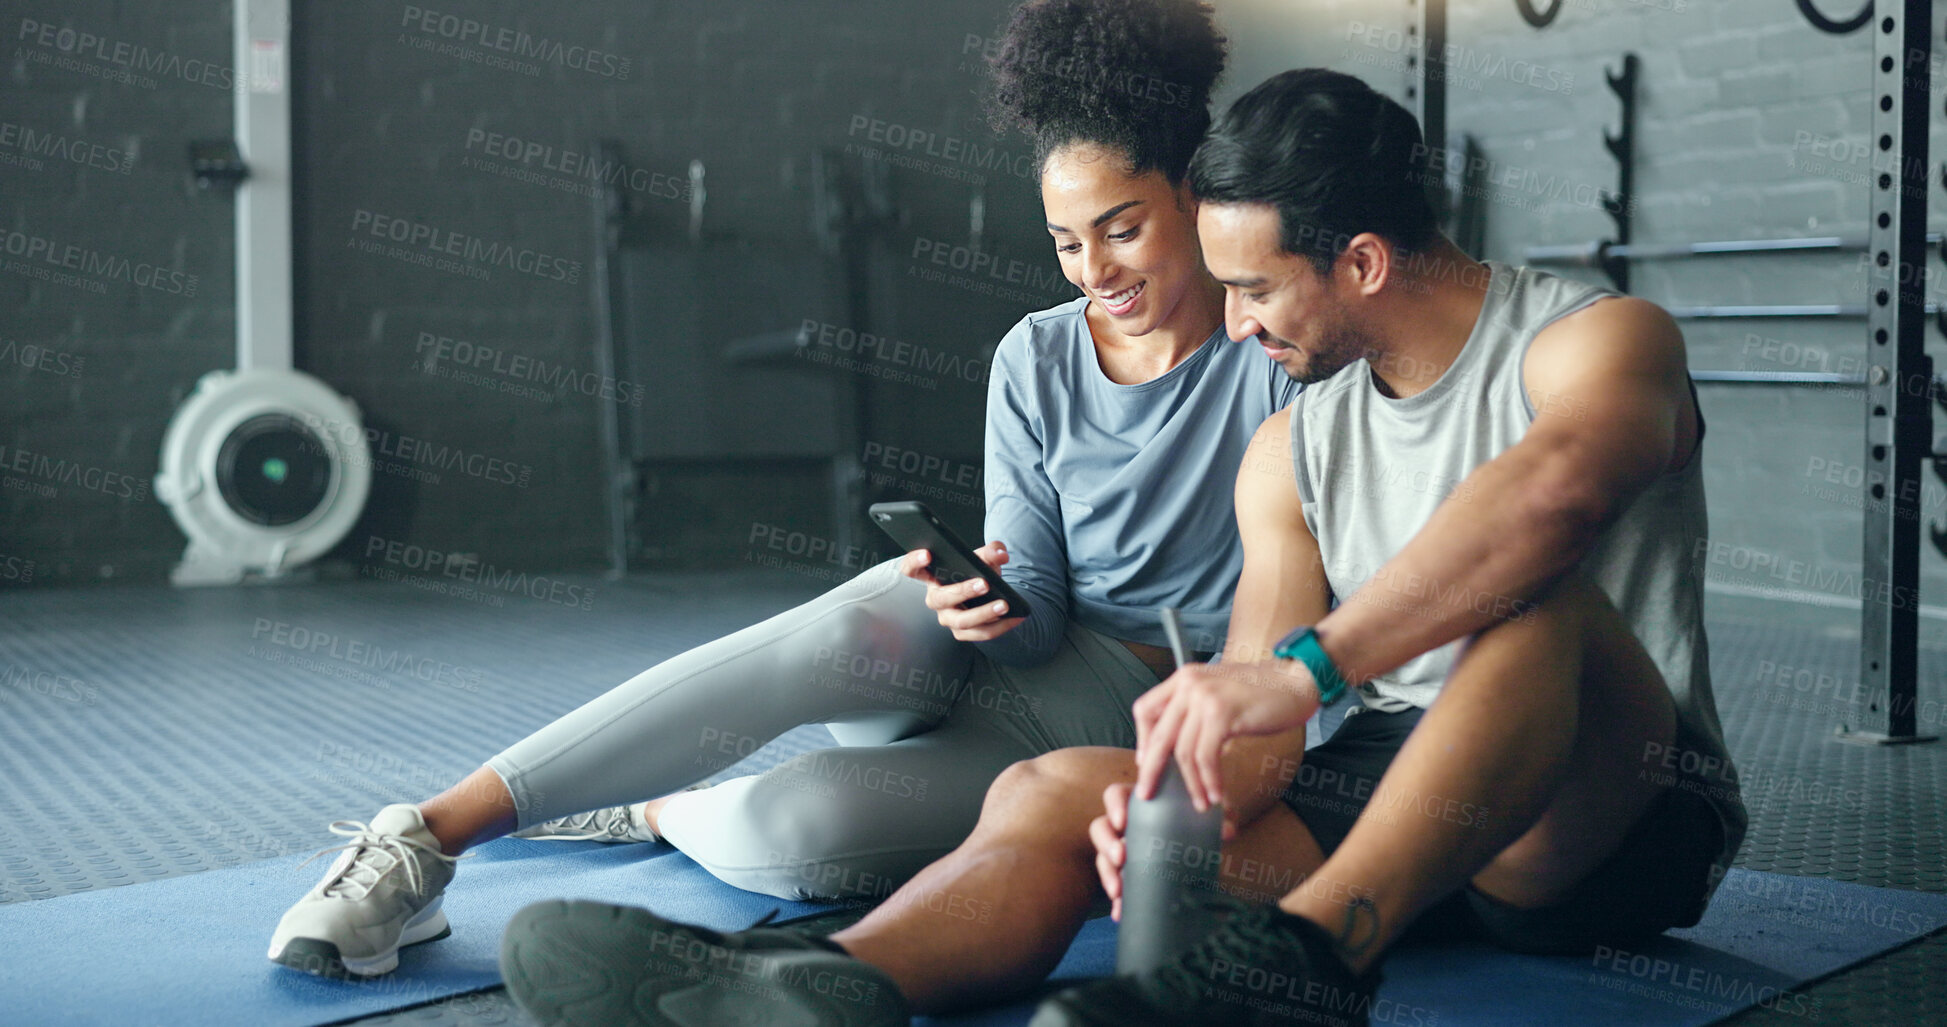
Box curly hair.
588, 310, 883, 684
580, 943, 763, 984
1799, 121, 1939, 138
986, 0, 1227, 184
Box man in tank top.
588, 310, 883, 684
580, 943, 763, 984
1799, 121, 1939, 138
494, 68, 1745, 1027
1027, 66, 1747, 1026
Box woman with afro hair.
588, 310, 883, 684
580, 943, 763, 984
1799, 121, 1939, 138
269, 0, 1300, 982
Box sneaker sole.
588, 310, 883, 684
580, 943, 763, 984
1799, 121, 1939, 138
500, 900, 903, 1027
510, 832, 655, 844
269, 903, 452, 978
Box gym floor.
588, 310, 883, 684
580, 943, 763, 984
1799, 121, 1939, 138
1, 572, 1942, 1026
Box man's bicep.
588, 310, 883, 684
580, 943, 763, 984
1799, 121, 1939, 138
1519, 297, 1693, 519
1225, 411, 1332, 663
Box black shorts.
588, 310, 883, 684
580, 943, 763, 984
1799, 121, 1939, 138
1279, 706, 1726, 956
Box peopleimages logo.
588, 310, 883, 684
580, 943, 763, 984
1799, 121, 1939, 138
0, 443, 148, 500
845, 116, 1036, 182
251, 618, 483, 694
363, 535, 596, 611
797, 319, 991, 389
909, 237, 1071, 299
958, 34, 1197, 110
1, 662, 97, 705
415, 331, 645, 408
0, 121, 135, 175
1344, 21, 1576, 95
399, 6, 632, 79
0, 553, 36, 584
0, 226, 197, 295
14, 18, 241, 92
348, 210, 582, 284
0, 339, 85, 379
461, 130, 689, 201
297, 411, 534, 488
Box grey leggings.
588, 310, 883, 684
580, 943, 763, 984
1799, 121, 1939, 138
485, 558, 1158, 901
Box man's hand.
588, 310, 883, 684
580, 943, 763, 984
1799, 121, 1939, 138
1089, 778, 1240, 921
900, 542, 1026, 641
1133, 661, 1321, 812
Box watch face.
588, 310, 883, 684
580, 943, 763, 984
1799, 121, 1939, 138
1273, 626, 1313, 658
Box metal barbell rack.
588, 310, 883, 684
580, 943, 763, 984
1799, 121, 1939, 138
1498, 0, 1939, 743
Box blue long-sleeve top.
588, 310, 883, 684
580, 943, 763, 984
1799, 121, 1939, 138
978, 297, 1302, 666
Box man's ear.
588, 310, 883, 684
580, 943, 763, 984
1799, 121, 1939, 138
1338, 233, 1392, 297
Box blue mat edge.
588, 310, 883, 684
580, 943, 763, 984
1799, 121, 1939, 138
7, 846, 1947, 1027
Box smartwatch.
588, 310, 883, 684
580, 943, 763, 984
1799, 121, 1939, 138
1273, 626, 1348, 706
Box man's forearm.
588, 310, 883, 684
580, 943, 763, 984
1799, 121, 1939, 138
1314, 447, 1605, 682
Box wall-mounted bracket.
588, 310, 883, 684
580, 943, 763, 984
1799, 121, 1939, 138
188, 140, 248, 192
1596, 54, 1638, 292
1796, 0, 1873, 34
1515, 0, 1564, 29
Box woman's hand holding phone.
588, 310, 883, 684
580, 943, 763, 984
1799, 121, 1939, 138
900, 541, 1026, 641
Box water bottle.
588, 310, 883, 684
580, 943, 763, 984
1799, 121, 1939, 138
1116, 761, 1226, 975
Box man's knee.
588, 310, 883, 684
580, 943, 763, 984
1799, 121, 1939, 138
1484, 575, 1661, 697
1544, 573, 1625, 620
982, 748, 1133, 826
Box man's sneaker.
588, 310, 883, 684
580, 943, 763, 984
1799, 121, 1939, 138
1029, 897, 1385, 1027
512, 802, 659, 844
268, 804, 462, 978
500, 898, 909, 1027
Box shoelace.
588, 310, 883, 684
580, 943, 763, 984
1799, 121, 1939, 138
298, 819, 466, 902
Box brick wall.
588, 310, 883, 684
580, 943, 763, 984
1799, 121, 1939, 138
7, 0, 1942, 639
1263, 0, 1945, 642
1436, 0, 1945, 642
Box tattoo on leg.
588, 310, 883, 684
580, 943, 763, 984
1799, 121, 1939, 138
1336, 895, 1380, 959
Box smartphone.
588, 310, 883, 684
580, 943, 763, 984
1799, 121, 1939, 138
868, 500, 1033, 619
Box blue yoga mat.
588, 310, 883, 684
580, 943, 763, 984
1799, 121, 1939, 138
925, 869, 1947, 1025
3, 839, 1943, 1026
0, 839, 833, 1027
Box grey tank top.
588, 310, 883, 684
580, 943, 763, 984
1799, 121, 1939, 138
1288, 260, 1743, 877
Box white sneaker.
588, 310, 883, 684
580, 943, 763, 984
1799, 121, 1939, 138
511, 802, 660, 844
268, 804, 462, 977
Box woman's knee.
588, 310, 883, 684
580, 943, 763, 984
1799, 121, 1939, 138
667, 759, 958, 900
660, 777, 856, 898
815, 566, 965, 691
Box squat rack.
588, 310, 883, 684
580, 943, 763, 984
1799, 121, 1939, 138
1857, 0, 1933, 743
1412, 0, 1937, 744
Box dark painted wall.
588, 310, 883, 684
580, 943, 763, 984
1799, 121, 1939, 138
2, 4, 234, 583
2, 0, 1065, 585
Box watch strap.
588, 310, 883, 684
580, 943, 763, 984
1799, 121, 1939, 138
1273, 626, 1348, 706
